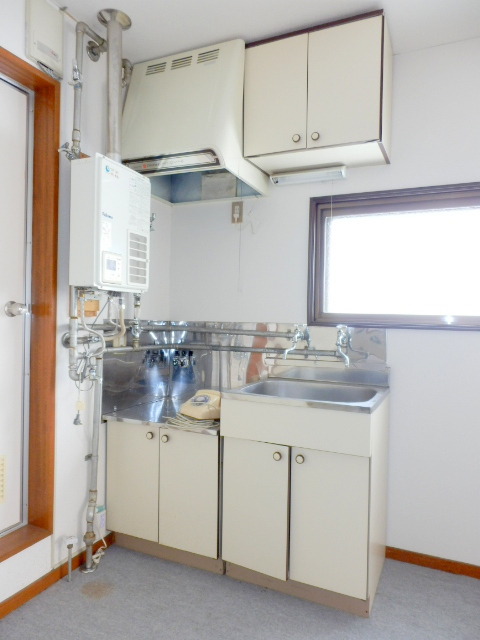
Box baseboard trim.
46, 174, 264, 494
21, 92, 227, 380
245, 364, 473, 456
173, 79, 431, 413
386, 546, 480, 580
0, 533, 115, 620
115, 533, 225, 575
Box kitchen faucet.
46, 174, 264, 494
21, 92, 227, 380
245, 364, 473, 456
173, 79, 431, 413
335, 325, 350, 367
283, 325, 307, 359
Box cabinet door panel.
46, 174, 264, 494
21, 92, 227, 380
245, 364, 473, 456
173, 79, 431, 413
159, 429, 218, 558
307, 16, 383, 148
106, 422, 159, 542
290, 448, 369, 599
244, 34, 308, 157
222, 437, 289, 580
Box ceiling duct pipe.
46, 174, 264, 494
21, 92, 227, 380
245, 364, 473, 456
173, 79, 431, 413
97, 9, 132, 162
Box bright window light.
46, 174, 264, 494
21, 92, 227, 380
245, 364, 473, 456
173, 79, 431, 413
308, 184, 480, 328
324, 207, 480, 316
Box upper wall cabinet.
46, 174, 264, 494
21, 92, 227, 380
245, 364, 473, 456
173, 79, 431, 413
243, 13, 392, 175
243, 34, 308, 157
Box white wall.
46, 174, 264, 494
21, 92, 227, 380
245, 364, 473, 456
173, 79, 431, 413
140, 198, 172, 320
170, 37, 480, 565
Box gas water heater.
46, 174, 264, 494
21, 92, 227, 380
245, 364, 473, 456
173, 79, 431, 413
69, 153, 151, 293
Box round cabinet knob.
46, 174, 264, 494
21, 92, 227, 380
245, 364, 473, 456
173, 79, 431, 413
273, 451, 282, 461
292, 134, 301, 143
311, 132, 320, 141
146, 431, 154, 440
161, 434, 169, 443
295, 454, 305, 464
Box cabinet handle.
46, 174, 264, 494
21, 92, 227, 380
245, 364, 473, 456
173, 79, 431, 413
161, 434, 169, 443
273, 451, 282, 461
295, 454, 305, 464
146, 431, 154, 440
292, 134, 301, 143
311, 132, 320, 141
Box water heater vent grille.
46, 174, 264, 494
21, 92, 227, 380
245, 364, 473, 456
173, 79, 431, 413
128, 232, 148, 287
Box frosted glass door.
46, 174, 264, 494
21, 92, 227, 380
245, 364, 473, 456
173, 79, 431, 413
0, 77, 29, 536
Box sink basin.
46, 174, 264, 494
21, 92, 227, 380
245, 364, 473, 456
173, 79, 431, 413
221, 373, 389, 453
238, 379, 377, 405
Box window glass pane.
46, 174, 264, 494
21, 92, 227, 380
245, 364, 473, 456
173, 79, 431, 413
324, 207, 480, 316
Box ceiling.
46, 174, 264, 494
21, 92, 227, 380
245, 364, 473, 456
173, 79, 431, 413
61, 0, 480, 63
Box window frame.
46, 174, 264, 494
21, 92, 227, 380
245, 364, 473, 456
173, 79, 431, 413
308, 182, 480, 329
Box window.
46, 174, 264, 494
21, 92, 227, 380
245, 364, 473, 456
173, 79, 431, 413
308, 183, 480, 329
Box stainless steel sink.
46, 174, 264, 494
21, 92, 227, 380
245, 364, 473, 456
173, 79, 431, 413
221, 371, 389, 451
238, 379, 377, 405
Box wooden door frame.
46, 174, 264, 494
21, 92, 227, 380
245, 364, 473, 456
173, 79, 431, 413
0, 47, 59, 562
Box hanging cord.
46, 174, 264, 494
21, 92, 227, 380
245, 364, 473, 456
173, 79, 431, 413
91, 539, 107, 566
91, 516, 108, 566
237, 219, 243, 293
330, 179, 334, 224
91, 296, 109, 327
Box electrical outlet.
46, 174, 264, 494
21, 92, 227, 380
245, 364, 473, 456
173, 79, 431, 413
231, 201, 243, 223
95, 506, 107, 540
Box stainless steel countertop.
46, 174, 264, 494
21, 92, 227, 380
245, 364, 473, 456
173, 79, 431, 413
103, 393, 220, 435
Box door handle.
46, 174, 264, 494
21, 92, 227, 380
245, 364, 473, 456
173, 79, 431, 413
4, 301, 28, 317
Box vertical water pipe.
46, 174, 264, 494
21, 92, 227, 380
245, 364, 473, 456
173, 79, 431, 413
81, 8, 132, 573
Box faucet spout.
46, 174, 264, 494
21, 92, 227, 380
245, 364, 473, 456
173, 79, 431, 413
335, 325, 350, 367
283, 325, 306, 360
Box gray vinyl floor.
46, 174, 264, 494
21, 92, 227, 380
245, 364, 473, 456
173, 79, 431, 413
1, 545, 479, 639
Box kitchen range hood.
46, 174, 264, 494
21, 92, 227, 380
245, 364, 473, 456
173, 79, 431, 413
122, 39, 270, 205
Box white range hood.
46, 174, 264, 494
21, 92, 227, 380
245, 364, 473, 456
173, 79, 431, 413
122, 39, 269, 205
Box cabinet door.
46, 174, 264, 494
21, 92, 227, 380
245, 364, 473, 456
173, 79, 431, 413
106, 422, 159, 542
159, 429, 219, 558
307, 15, 383, 149
222, 437, 289, 580
290, 448, 369, 599
244, 34, 308, 157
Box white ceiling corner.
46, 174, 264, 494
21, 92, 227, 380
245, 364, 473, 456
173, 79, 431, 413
61, 0, 480, 63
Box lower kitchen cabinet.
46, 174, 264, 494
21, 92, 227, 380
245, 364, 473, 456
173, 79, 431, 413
222, 437, 290, 580
106, 420, 219, 558
159, 427, 219, 558
220, 393, 389, 614
289, 448, 369, 599
106, 421, 159, 542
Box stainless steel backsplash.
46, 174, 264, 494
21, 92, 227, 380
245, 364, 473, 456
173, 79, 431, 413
102, 321, 387, 415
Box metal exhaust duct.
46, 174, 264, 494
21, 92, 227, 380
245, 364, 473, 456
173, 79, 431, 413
97, 9, 131, 162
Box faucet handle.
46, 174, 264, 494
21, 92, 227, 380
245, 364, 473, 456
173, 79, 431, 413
336, 325, 349, 349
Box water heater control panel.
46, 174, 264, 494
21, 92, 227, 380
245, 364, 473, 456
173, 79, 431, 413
69, 154, 151, 293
